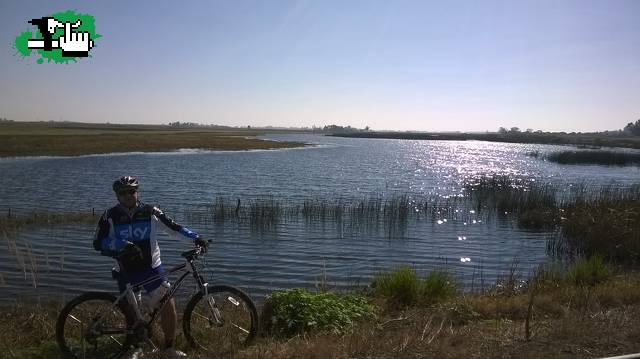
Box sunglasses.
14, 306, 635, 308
117, 188, 137, 196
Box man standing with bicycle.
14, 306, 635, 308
94, 176, 208, 358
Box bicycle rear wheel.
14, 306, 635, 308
183, 285, 258, 354
56, 292, 133, 358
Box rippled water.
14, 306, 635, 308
1, 135, 638, 305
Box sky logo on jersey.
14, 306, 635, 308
117, 222, 151, 241
13, 10, 100, 64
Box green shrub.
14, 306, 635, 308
568, 255, 611, 286
372, 266, 421, 306
264, 289, 377, 337
420, 270, 458, 304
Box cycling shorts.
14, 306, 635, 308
126, 266, 168, 292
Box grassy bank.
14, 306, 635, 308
0, 122, 305, 157
331, 131, 640, 149
4, 261, 640, 358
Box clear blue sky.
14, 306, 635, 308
1, 0, 639, 132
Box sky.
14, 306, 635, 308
1, 0, 639, 132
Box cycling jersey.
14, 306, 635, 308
93, 201, 199, 276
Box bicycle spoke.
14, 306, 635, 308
192, 310, 209, 321
69, 314, 83, 324
230, 323, 250, 334
109, 335, 123, 346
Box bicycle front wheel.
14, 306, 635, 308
183, 285, 258, 354
56, 292, 132, 358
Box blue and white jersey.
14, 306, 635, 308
93, 202, 198, 274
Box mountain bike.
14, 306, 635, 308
55, 246, 259, 358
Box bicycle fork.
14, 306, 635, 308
203, 283, 225, 327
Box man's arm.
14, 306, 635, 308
93, 210, 128, 257
149, 205, 199, 240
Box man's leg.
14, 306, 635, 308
160, 298, 187, 358
160, 297, 178, 348
149, 281, 178, 348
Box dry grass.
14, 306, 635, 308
234, 306, 640, 359
0, 302, 63, 358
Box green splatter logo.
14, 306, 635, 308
13, 10, 101, 64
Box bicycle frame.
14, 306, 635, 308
104, 250, 213, 339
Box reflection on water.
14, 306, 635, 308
0, 135, 638, 304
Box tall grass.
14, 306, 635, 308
372, 266, 458, 306
464, 176, 557, 214
547, 150, 640, 166
186, 195, 416, 237
567, 256, 611, 286
372, 266, 420, 306
382, 195, 410, 237
464, 176, 559, 229
558, 185, 640, 263
2, 229, 38, 288
248, 198, 282, 232
302, 199, 345, 223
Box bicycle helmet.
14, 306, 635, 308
112, 176, 139, 192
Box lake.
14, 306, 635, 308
1, 134, 638, 305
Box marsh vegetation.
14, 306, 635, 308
181, 176, 640, 265
546, 150, 640, 166
0, 122, 305, 157
332, 130, 640, 149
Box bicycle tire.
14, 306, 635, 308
183, 285, 259, 354
56, 292, 134, 358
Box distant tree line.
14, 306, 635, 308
624, 119, 640, 136
167, 121, 235, 129
321, 124, 370, 133
495, 118, 640, 137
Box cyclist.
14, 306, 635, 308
93, 176, 208, 358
